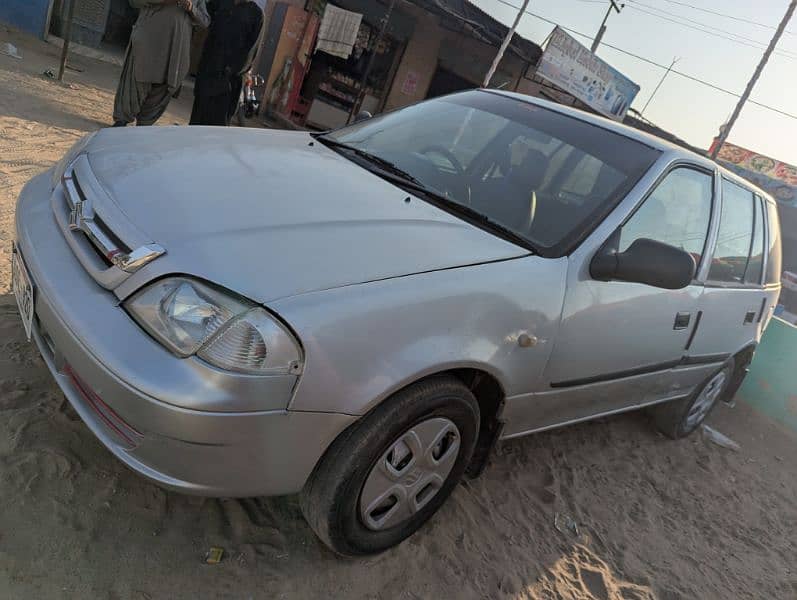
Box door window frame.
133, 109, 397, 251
703, 176, 766, 290
611, 161, 717, 286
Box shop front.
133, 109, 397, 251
261, 0, 542, 130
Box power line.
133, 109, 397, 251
626, 3, 797, 60
626, 0, 797, 58
490, 0, 797, 121
649, 0, 797, 35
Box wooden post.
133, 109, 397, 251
58, 0, 77, 82
710, 0, 796, 159
347, 0, 397, 124
484, 0, 530, 88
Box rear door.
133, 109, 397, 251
688, 179, 771, 359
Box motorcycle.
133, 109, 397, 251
238, 71, 265, 125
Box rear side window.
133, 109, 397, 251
765, 200, 783, 284
745, 195, 765, 284
708, 179, 755, 283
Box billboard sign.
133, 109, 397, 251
710, 140, 797, 207
536, 27, 640, 121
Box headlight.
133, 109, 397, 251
125, 277, 303, 376
51, 132, 97, 189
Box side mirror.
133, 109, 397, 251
591, 237, 696, 290
354, 110, 373, 123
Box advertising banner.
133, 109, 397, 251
536, 27, 639, 121
710, 140, 797, 207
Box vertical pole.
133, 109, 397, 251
591, 0, 622, 53
58, 0, 77, 82
484, 0, 531, 88
347, 0, 397, 124
711, 0, 796, 159
639, 57, 680, 116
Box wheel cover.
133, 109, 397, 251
685, 370, 728, 429
359, 417, 461, 532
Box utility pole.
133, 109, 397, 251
591, 0, 623, 53
57, 0, 77, 82
484, 0, 531, 87
711, 0, 796, 159
347, 0, 397, 124
640, 57, 680, 116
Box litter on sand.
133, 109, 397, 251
1, 43, 22, 60
205, 547, 224, 565
702, 425, 741, 452
554, 512, 579, 537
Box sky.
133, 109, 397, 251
470, 0, 797, 165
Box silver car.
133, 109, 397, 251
12, 90, 782, 555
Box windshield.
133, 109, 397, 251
324, 91, 661, 255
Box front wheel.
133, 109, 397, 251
651, 360, 734, 439
300, 377, 480, 556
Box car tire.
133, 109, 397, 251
299, 376, 480, 556
651, 359, 735, 440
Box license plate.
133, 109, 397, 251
11, 246, 35, 341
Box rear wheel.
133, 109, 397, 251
651, 360, 734, 439
300, 377, 480, 556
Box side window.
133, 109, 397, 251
765, 200, 783, 285
744, 195, 765, 284
619, 168, 713, 264
708, 180, 755, 283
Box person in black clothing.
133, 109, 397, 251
190, 0, 264, 126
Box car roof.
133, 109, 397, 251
485, 89, 776, 203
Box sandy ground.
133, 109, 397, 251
1, 27, 796, 600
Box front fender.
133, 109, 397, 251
272, 256, 567, 416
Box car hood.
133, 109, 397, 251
85, 127, 528, 303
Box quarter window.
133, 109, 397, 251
745, 195, 765, 284
708, 180, 755, 283
619, 168, 713, 264
765, 200, 782, 285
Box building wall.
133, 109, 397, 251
0, 0, 53, 38
437, 29, 525, 90
383, 7, 443, 111
383, 8, 531, 112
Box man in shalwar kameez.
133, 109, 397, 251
113, 0, 210, 126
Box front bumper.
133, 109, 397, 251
14, 172, 356, 497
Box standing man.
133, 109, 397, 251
114, 0, 210, 127
189, 0, 264, 126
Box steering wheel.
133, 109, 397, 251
419, 145, 472, 204
420, 145, 466, 176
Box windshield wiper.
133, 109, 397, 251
315, 136, 424, 185
315, 136, 536, 253
376, 171, 537, 253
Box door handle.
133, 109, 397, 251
673, 312, 691, 330
744, 311, 756, 325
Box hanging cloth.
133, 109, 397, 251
316, 5, 363, 59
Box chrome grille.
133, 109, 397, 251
63, 166, 128, 266
59, 157, 165, 286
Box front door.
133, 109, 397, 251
503, 166, 716, 437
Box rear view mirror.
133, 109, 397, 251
591, 237, 696, 290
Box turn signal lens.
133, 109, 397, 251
198, 308, 302, 375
